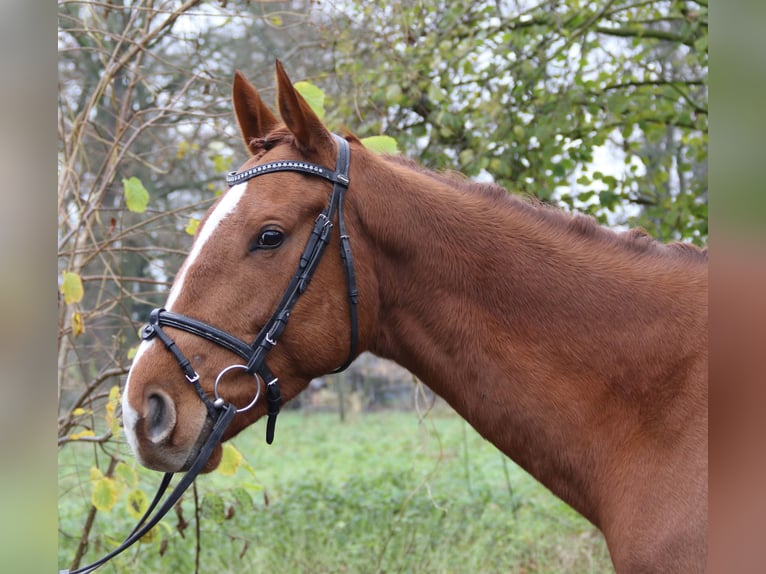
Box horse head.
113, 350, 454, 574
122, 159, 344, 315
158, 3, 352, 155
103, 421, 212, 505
122, 62, 374, 473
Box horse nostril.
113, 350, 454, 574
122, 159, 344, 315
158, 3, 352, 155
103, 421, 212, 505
146, 392, 176, 444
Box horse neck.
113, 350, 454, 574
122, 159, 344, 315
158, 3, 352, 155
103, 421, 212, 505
349, 154, 707, 525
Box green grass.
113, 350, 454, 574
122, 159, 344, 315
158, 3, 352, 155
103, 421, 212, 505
59, 410, 613, 573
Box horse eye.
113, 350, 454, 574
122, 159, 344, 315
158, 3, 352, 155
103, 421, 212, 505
252, 229, 284, 250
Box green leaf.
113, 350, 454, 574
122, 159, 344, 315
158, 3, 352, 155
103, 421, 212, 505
114, 462, 138, 489
459, 149, 475, 166
599, 190, 619, 209
360, 135, 398, 154
385, 83, 403, 103
427, 82, 443, 103
216, 443, 242, 476
91, 477, 117, 512
61, 271, 83, 304
294, 81, 325, 119
123, 176, 149, 213
202, 492, 226, 523
231, 487, 255, 511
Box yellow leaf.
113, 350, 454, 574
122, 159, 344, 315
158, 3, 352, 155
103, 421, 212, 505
69, 429, 96, 441
106, 385, 121, 438
127, 345, 138, 360
126, 488, 148, 519
216, 443, 242, 476
177, 140, 191, 159
212, 153, 232, 174
185, 217, 200, 236
138, 525, 159, 543
105, 402, 120, 439
61, 272, 84, 304
72, 311, 84, 337
89, 466, 104, 482
92, 477, 118, 511
72, 407, 92, 417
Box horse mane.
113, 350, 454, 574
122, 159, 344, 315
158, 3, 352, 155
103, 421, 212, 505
382, 154, 708, 262
248, 129, 706, 262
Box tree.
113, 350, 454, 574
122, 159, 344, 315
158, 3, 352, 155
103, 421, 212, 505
323, 0, 707, 243
57, 1, 324, 569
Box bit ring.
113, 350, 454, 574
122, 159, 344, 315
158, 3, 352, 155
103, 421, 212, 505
213, 364, 262, 413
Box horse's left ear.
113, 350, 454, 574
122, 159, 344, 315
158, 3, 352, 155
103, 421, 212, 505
274, 60, 334, 155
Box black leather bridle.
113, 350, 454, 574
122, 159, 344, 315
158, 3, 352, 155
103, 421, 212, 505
143, 133, 358, 445
61, 134, 358, 573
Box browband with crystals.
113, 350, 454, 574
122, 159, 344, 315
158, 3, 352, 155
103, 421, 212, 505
226, 160, 350, 188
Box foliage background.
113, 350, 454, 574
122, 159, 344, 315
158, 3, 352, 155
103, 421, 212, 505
57, 1, 707, 572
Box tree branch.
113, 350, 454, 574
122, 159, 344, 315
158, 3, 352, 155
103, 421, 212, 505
594, 25, 697, 47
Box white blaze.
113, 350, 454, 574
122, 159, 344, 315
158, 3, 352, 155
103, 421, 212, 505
166, 182, 249, 310
122, 182, 250, 453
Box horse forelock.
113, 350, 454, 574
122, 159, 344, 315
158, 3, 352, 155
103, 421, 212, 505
245, 127, 295, 162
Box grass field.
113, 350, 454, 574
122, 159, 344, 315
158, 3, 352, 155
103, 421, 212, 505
59, 409, 613, 573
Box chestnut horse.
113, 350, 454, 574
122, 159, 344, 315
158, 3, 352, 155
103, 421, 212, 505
123, 62, 707, 572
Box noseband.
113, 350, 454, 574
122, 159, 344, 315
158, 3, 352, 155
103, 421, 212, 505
61, 134, 358, 573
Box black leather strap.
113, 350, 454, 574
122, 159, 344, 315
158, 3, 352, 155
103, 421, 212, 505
147, 309, 253, 362
332, 141, 359, 372
60, 404, 237, 574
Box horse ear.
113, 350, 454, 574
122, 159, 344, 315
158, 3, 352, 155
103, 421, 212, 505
274, 60, 334, 155
232, 70, 280, 156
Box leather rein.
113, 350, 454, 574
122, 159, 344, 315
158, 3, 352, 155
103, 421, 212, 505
62, 134, 358, 573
